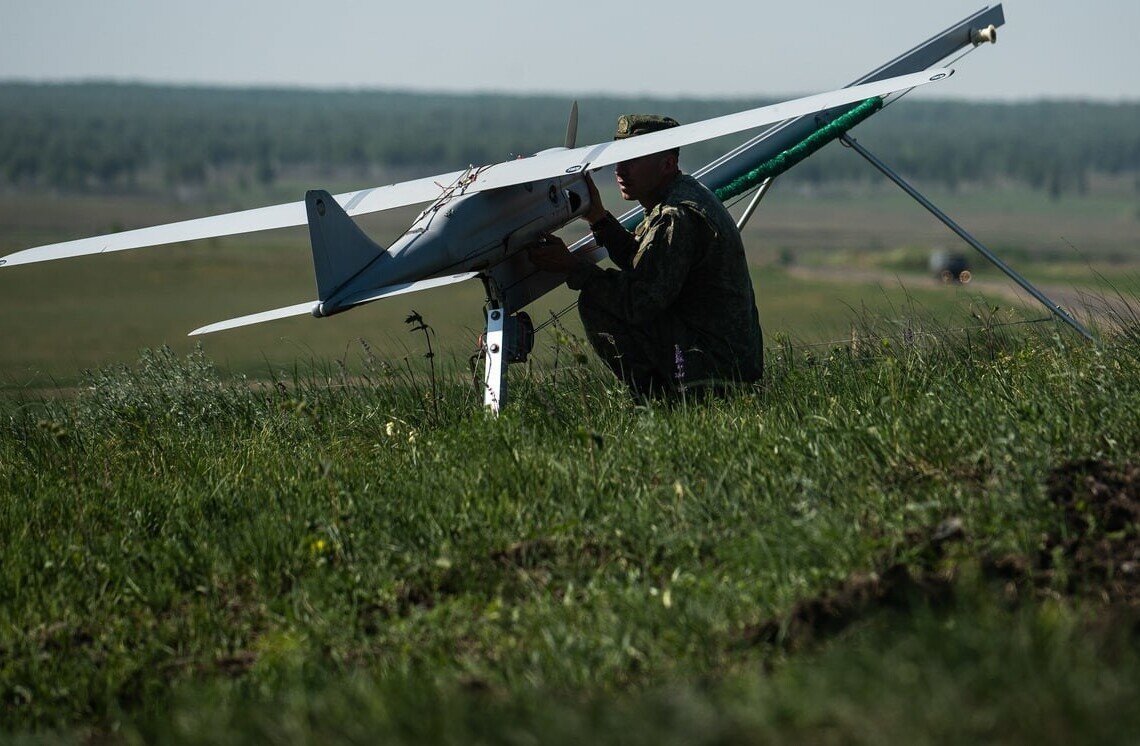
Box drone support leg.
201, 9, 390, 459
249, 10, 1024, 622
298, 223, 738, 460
736, 177, 776, 231
479, 275, 536, 413
482, 303, 508, 413
839, 133, 1096, 343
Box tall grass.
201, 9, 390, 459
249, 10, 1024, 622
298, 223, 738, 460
2, 314, 1139, 742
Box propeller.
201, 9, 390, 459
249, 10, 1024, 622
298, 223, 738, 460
564, 101, 578, 149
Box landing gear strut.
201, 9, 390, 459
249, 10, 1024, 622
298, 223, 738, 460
480, 295, 534, 413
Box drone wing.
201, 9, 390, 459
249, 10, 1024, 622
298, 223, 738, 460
0, 170, 468, 268
457, 68, 952, 192
0, 68, 950, 270
188, 272, 479, 336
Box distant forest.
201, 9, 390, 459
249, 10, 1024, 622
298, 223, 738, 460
1, 82, 1138, 197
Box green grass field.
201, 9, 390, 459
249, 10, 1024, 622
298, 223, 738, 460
2, 323, 1139, 742
2, 183, 1139, 742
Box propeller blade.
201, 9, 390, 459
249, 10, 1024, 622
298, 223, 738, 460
564, 101, 579, 149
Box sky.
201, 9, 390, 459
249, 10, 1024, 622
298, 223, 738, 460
1, 1, 1138, 101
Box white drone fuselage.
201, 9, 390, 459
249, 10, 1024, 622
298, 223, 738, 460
313, 163, 590, 318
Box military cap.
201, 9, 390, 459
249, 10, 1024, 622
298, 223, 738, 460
614, 114, 681, 140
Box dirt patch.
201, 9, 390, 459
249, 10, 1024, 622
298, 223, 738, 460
1042, 459, 1140, 604
748, 563, 955, 650
748, 460, 1140, 649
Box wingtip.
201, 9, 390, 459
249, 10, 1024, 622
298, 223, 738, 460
187, 300, 322, 337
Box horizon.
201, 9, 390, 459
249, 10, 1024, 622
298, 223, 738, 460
3, 77, 1138, 106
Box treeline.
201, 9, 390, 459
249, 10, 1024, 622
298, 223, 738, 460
1, 82, 1138, 196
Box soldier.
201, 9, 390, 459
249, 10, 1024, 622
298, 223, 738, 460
529, 114, 763, 399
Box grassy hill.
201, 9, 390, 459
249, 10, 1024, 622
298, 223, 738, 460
2, 318, 1139, 742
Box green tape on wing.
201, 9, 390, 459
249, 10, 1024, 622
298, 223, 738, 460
616, 96, 883, 233
714, 96, 884, 202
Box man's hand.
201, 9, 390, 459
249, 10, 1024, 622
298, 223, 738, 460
581, 172, 607, 225
528, 235, 587, 275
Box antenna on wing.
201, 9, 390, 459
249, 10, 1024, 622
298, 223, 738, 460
565, 101, 579, 149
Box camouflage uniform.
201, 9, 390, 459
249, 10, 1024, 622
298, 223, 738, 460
567, 173, 763, 397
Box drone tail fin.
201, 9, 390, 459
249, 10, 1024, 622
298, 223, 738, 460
305, 189, 387, 300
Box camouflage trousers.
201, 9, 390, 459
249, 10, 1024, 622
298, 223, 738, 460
579, 295, 729, 400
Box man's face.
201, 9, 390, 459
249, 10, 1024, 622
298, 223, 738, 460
615, 151, 676, 204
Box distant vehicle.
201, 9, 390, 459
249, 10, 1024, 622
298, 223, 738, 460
929, 250, 972, 284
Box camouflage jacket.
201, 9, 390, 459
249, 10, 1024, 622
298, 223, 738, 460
568, 173, 763, 384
